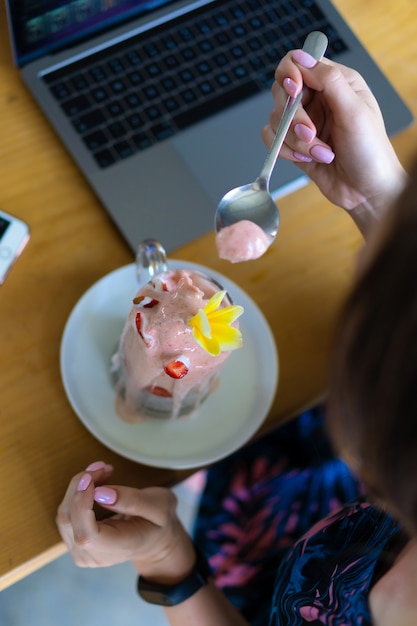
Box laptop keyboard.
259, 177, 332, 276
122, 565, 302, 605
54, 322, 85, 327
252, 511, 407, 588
44, 0, 348, 169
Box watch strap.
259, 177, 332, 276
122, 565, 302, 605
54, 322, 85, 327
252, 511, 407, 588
137, 544, 211, 607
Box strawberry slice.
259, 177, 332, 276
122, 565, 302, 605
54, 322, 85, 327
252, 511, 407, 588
143, 298, 159, 308
146, 385, 172, 397
133, 296, 159, 307
135, 311, 142, 336
164, 358, 189, 379
135, 311, 152, 346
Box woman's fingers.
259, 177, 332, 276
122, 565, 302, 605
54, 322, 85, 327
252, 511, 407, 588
57, 462, 178, 556
57, 462, 113, 521
66, 484, 179, 566
56, 461, 113, 544
57, 466, 194, 573
266, 80, 323, 161
92, 485, 178, 528
261, 124, 300, 162
264, 51, 381, 166
276, 53, 383, 132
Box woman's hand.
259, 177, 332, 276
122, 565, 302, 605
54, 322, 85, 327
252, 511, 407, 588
58, 462, 250, 626
56, 461, 196, 583
262, 49, 407, 235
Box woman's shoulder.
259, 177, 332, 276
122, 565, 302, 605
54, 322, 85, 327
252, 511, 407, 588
369, 539, 417, 626
269, 500, 402, 626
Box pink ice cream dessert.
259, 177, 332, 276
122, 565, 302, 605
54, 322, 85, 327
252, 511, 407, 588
216, 219, 273, 263
111, 269, 244, 422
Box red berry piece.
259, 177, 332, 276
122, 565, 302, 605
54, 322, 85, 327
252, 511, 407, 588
164, 359, 189, 379
135, 311, 152, 346
135, 312, 146, 343
135, 311, 142, 335
142, 298, 159, 308
146, 385, 172, 397
133, 295, 159, 307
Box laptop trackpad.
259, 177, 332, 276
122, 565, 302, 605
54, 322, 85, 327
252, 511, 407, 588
173, 92, 305, 206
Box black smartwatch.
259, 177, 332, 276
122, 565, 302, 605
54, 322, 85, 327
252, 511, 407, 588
137, 545, 211, 607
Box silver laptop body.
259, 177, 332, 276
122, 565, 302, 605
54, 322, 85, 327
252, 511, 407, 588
6, 0, 413, 252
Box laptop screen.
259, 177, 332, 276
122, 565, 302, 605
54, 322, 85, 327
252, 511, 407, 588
7, 0, 177, 67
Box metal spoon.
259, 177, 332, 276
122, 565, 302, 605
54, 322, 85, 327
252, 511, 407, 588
215, 31, 328, 245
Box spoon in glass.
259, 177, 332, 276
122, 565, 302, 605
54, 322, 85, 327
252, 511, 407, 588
215, 31, 328, 262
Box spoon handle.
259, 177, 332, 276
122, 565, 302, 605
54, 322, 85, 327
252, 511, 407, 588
259, 31, 328, 184
135, 238, 168, 286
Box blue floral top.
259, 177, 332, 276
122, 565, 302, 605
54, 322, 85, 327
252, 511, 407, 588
193, 407, 404, 626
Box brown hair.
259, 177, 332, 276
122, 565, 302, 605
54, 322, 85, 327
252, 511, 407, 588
327, 157, 417, 535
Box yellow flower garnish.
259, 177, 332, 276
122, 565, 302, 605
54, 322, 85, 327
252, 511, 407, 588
188, 290, 244, 356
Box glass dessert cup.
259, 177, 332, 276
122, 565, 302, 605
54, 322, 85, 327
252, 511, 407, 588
110, 239, 243, 422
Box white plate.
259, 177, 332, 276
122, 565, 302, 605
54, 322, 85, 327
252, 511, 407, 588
60, 261, 278, 469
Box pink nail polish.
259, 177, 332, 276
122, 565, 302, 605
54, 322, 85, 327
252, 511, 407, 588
293, 151, 312, 162
294, 123, 315, 143
292, 49, 317, 69
77, 473, 92, 492
85, 461, 106, 471
283, 77, 299, 98
310, 144, 335, 164
94, 487, 117, 505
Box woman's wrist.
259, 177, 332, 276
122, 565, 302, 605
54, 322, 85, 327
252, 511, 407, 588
131, 526, 197, 585
350, 165, 409, 238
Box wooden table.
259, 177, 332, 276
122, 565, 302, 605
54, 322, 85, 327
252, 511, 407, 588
1, 0, 416, 590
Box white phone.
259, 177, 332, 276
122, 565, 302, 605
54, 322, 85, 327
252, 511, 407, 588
0, 209, 30, 285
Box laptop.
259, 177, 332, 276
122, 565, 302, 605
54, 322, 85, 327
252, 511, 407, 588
6, 0, 413, 253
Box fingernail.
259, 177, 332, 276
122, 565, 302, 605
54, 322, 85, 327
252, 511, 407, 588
77, 473, 92, 492
283, 77, 299, 98
94, 487, 117, 505
294, 123, 315, 143
85, 461, 106, 471
292, 49, 317, 69
310, 144, 335, 163
293, 151, 312, 162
